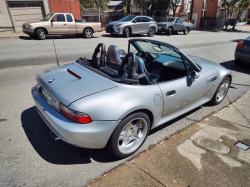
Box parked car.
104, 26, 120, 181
158, 17, 194, 35
22, 13, 102, 39
106, 16, 158, 38
32, 39, 231, 158
235, 37, 250, 65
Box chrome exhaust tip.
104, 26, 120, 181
50, 131, 60, 141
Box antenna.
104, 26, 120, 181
52, 37, 59, 66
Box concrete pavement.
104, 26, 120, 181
90, 91, 250, 187
0, 31, 250, 187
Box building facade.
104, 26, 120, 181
0, 0, 80, 32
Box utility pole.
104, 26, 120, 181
190, 0, 194, 23
131, 0, 134, 15
99, 0, 102, 22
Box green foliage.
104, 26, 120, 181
79, 0, 108, 10
247, 18, 250, 24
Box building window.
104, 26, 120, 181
9, 3, 25, 7
27, 3, 41, 7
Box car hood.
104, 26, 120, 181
187, 55, 220, 72
108, 21, 124, 26
23, 20, 47, 25
36, 63, 118, 106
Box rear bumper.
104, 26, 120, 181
31, 85, 120, 149
235, 48, 250, 63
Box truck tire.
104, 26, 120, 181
183, 27, 189, 35
148, 27, 155, 37
168, 27, 172, 36
83, 28, 93, 38
35, 28, 46, 40
123, 28, 130, 38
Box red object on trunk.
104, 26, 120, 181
67, 69, 81, 79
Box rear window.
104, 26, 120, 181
66, 14, 73, 22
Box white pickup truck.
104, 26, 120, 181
22, 13, 102, 39
157, 17, 194, 36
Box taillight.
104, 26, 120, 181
60, 103, 91, 124
156, 22, 158, 25
237, 40, 244, 47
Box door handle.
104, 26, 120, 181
166, 90, 176, 96
63, 24, 67, 25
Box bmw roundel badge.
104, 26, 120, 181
48, 79, 55, 83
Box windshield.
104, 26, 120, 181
119, 16, 135, 22
130, 40, 180, 58
163, 18, 176, 22
43, 13, 54, 21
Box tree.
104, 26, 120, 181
232, 0, 250, 29
134, 0, 151, 15
79, 0, 108, 10
222, 0, 250, 30
122, 0, 132, 14
169, 0, 181, 17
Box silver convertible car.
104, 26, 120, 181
32, 39, 232, 158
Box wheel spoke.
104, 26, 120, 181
119, 132, 126, 141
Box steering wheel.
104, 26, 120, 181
137, 52, 150, 70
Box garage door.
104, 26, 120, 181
8, 2, 44, 32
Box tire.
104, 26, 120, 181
106, 112, 150, 158
123, 28, 130, 38
235, 59, 244, 66
183, 27, 189, 35
83, 28, 93, 38
148, 27, 155, 37
168, 27, 172, 36
209, 77, 230, 105
35, 28, 46, 40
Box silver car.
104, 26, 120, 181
106, 16, 158, 38
32, 39, 232, 158
235, 37, 250, 65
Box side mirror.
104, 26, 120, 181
119, 49, 128, 56
133, 20, 137, 23
190, 71, 200, 82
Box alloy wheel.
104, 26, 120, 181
85, 29, 92, 38
216, 79, 229, 102
117, 118, 148, 154
40, 30, 45, 39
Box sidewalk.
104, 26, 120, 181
89, 91, 250, 187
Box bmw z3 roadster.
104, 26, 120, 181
32, 39, 232, 158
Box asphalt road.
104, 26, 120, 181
0, 31, 250, 187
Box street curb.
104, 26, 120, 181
88, 90, 250, 187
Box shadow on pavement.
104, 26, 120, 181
220, 60, 250, 75
19, 35, 98, 40
21, 106, 119, 165
22, 105, 203, 164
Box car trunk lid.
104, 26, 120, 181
36, 63, 117, 106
